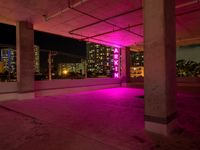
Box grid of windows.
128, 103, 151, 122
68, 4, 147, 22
87, 42, 115, 77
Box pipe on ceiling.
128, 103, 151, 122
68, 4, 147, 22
69, 0, 200, 41
72, 2, 200, 42
69, 7, 143, 33
70, 32, 125, 47
45, 0, 200, 46
69, 6, 143, 38
82, 23, 143, 40
44, 0, 89, 21
176, 0, 200, 9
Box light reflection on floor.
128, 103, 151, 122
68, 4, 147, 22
0, 87, 200, 150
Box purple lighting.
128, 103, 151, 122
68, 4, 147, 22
114, 73, 119, 78
114, 54, 118, 59
113, 48, 119, 78
114, 48, 119, 53
114, 60, 118, 66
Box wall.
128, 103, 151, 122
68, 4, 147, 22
0, 82, 18, 101
35, 78, 121, 96
0, 78, 120, 100
0, 82, 17, 93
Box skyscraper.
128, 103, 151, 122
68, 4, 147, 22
0, 48, 16, 73
0, 45, 40, 74
130, 51, 144, 78
87, 42, 116, 77
34, 45, 40, 73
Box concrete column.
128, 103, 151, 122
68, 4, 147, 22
121, 47, 130, 87
16, 21, 35, 99
144, 0, 176, 135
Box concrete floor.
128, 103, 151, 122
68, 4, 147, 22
0, 87, 200, 150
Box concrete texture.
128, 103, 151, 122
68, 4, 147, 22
16, 21, 34, 93
121, 47, 130, 85
0, 87, 200, 150
144, 0, 176, 134
0, 78, 120, 101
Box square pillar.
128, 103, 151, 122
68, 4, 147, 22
144, 0, 176, 135
121, 47, 130, 87
16, 21, 35, 99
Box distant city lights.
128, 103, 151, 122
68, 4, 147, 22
62, 69, 68, 75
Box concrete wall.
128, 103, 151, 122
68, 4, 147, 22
130, 77, 200, 83
35, 78, 121, 96
176, 77, 200, 84
0, 78, 120, 101
0, 82, 18, 93
0, 77, 198, 101
0, 82, 18, 101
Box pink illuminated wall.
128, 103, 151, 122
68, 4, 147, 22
114, 48, 120, 78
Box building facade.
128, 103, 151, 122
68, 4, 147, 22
87, 42, 117, 77
34, 45, 40, 73
58, 62, 85, 78
130, 51, 144, 78
0, 48, 16, 74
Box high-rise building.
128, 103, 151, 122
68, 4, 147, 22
130, 51, 144, 66
130, 51, 144, 78
0, 45, 40, 74
87, 42, 116, 77
0, 61, 4, 73
34, 45, 40, 73
0, 48, 16, 73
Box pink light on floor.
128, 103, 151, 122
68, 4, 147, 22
114, 48, 119, 78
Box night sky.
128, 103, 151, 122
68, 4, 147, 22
0, 23, 86, 57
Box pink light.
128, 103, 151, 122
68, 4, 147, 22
114, 54, 119, 59
113, 48, 120, 78
114, 60, 118, 66
114, 48, 119, 53
114, 73, 119, 78
115, 66, 118, 72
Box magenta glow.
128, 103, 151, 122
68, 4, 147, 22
113, 48, 120, 78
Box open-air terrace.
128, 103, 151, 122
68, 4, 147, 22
0, 86, 200, 150
0, 0, 200, 149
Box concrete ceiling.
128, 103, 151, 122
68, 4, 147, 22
0, 0, 200, 47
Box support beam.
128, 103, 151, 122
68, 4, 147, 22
144, 0, 177, 135
121, 47, 130, 87
16, 21, 34, 99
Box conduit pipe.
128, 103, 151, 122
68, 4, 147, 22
45, 0, 89, 21
176, 0, 200, 9
45, 0, 200, 46
69, 7, 143, 34
69, 6, 143, 38
70, 0, 200, 40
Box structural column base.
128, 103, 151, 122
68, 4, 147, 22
145, 113, 177, 136
145, 118, 177, 136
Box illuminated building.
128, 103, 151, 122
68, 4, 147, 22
0, 61, 4, 73
130, 66, 144, 78
87, 42, 119, 77
34, 45, 40, 73
0, 48, 16, 73
0, 46, 40, 74
130, 51, 144, 78
58, 63, 85, 76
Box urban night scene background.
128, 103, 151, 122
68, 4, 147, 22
0, 23, 199, 81
0, 0, 200, 150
